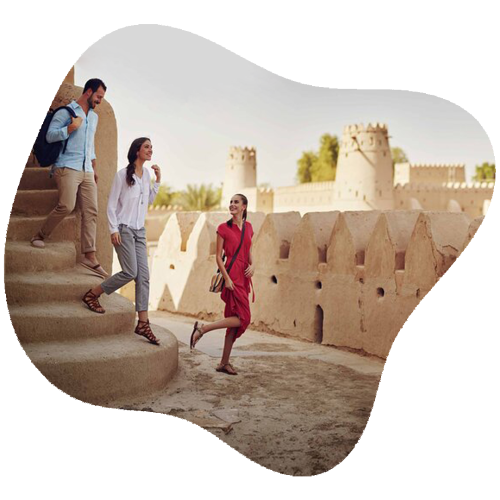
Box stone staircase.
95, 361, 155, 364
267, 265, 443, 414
5, 159, 178, 405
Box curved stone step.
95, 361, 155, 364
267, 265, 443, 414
4, 241, 76, 273
5, 267, 105, 305
22, 325, 178, 405
25, 152, 38, 168
18, 167, 57, 190
8, 294, 136, 343
7, 214, 78, 242
12, 189, 59, 216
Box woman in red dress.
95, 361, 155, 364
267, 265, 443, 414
190, 193, 254, 375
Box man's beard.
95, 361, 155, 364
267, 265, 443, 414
87, 96, 95, 109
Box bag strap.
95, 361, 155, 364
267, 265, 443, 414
51, 105, 77, 118
52, 106, 77, 155
47, 106, 78, 178
225, 221, 246, 274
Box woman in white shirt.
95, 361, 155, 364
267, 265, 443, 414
82, 137, 162, 345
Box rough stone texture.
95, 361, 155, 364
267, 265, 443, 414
459, 215, 486, 256
4, 74, 178, 405
147, 209, 482, 359
149, 211, 265, 317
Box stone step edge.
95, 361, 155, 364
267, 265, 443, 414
22, 325, 178, 405
4, 241, 78, 274
7, 297, 136, 344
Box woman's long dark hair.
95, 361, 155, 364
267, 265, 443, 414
227, 193, 248, 228
126, 137, 150, 187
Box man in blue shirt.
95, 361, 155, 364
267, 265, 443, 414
31, 78, 108, 278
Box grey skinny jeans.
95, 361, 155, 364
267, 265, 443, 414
101, 225, 149, 311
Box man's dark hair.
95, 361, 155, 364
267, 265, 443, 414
83, 78, 107, 94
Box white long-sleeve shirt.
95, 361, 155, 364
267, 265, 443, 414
107, 167, 159, 234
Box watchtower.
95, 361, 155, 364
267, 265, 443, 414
222, 146, 257, 209
333, 123, 394, 210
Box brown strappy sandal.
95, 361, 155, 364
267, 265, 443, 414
190, 321, 204, 351
82, 289, 105, 314
215, 363, 238, 375
135, 320, 160, 345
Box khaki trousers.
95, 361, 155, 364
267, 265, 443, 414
40, 167, 98, 254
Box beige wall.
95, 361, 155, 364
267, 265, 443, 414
395, 163, 466, 186
273, 182, 336, 214
147, 208, 484, 359
394, 182, 494, 218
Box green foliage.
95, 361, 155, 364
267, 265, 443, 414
151, 183, 223, 211
391, 147, 409, 165
473, 162, 496, 181
177, 183, 222, 211
297, 151, 317, 183
296, 134, 339, 183
151, 184, 180, 208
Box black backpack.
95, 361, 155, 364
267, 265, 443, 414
33, 106, 77, 167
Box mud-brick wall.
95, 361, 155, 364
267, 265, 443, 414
148, 209, 483, 359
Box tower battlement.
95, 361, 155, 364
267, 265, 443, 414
221, 123, 494, 218
342, 122, 388, 135
335, 123, 394, 209
227, 146, 256, 162
339, 123, 390, 154
222, 146, 258, 209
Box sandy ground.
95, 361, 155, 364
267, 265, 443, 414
110, 312, 385, 476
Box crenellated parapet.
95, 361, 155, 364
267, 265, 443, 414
339, 122, 390, 154
220, 123, 487, 216
394, 181, 494, 218
394, 181, 494, 191
222, 146, 258, 211
148, 209, 484, 359
410, 163, 465, 169
334, 123, 394, 210
228, 145, 256, 159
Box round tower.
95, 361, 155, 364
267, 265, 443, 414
333, 123, 394, 210
222, 146, 257, 209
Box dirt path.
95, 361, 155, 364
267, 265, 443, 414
110, 313, 384, 476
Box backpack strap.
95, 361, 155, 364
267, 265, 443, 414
48, 106, 78, 177
51, 105, 77, 118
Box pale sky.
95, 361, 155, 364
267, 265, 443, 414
75, 25, 494, 191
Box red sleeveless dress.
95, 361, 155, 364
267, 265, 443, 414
217, 221, 254, 340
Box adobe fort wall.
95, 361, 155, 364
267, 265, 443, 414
148, 208, 483, 359
273, 182, 336, 214
394, 163, 466, 186
394, 182, 494, 218
222, 124, 494, 217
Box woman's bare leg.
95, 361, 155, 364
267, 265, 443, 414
191, 316, 241, 348
200, 316, 240, 335
90, 284, 104, 296
220, 328, 237, 366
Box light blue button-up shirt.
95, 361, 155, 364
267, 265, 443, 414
46, 100, 98, 172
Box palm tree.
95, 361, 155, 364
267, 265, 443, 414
178, 183, 222, 211
151, 184, 179, 208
